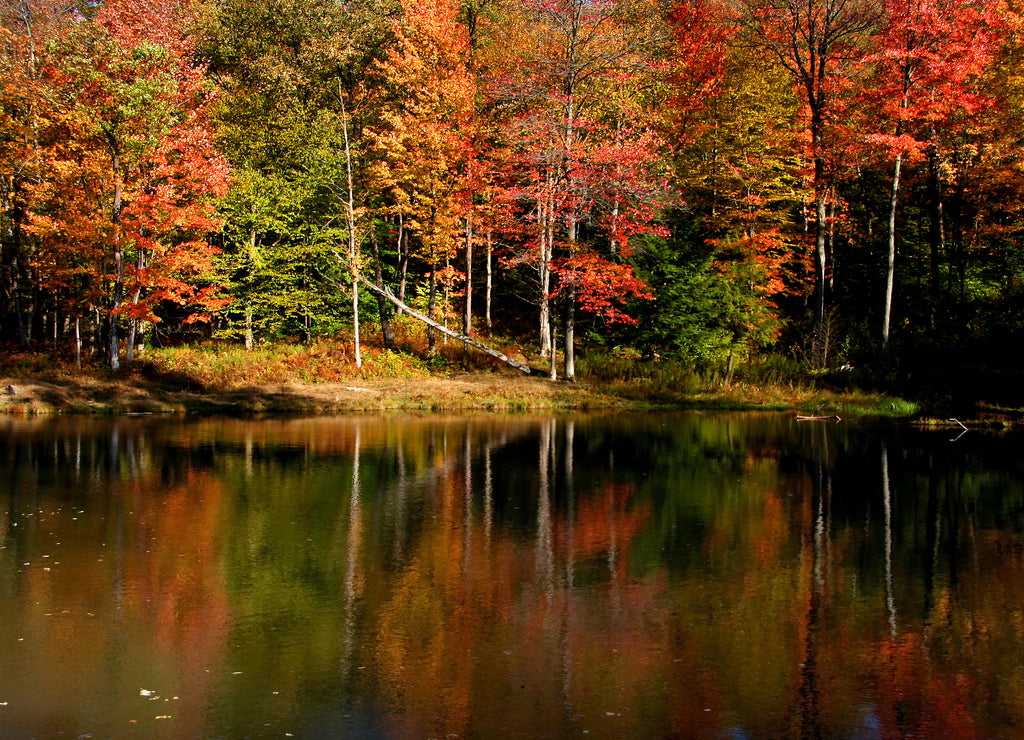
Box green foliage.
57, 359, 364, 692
3, 0, 1024, 409
576, 353, 707, 393
731, 354, 804, 386
617, 212, 780, 367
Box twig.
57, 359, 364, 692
948, 418, 968, 442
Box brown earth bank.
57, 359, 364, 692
0, 371, 635, 416
0, 348, 1018, 423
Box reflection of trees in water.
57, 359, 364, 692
0, 418, 230, 738
2, 416, 1024, 738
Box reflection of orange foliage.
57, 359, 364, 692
752, 492, 785, 564
557, 482, 650, 580
14, 461, 229, 738
870, 633, 979, 739
374, 474, 475, 740
134, 470, 230, 665
372, 459, 658, 740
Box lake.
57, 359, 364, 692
0, 412, 1022, 739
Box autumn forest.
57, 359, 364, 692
2, 0, 1022, 395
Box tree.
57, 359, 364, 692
29, 0, 230, 369
737, 0, 879, 367
365, 0, 476, 357
200, 0, 397, 349
0, 0, 71, 347
660, 5, 802, 369
860, 0, 1002, 349
488, 0, 668, 378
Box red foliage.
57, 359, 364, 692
27, 0, 232, 325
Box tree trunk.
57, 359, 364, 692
882, 152, 902, 351
927, 145, 945, 326
539, 196, 553, 358
108, 140, 124, 372
359, 276, 545, 375
244, 303, 254, 351
548, 307, 557, 381
370, 229, 396, 351
811, 126, 828, 370
564, 283, 575, 381
126, 248, 145, 364
463, 215, 473, 363
564, 218, 577, 381
485, 229, 493, 330
428, 259, 437, 358
10, 249, 27, 347
93, 305, 104, 360
340, 89, 361, 368
397, 214, 409, 313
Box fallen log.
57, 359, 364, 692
796, 414, 842, 422
358, 276, 546, 377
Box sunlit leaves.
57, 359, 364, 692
365, 0, 475, 263
29, 0, 232, 335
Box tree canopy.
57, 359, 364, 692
1, 0, 1022, 390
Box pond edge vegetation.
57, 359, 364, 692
4, 328, 1017, 427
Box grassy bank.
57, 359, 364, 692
0, 333, 933, 418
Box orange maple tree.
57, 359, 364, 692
27, 0, 230, 369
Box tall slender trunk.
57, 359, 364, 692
883, 73, 912, 349
244, 303, 254, 351
93, 305, 103, 360
927, 144, 945, 326
811, 180, 828, 367
428, 255, 437, 357
108, 139, 124, 372
539, 194, 553, 357
563, 90, 577, 380
950, 175, 965, 302
806, 91, 828, 369
564, 219, 576, 381
340, 89, 361, 368
548, 305, 557, 380
370, 229, 396, 351
397, 214, 409, 313
564, 284, 575, 380
882, 152, 903, 351
126, 248, 145, 364
485, 229, 492, 329
10, 249, 28, 347
463, 215, 473, 363
244, 226, 257, 350
443, 254, 450, 345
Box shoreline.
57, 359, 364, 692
2, 369, 1019, 427
0, 373, 637, 416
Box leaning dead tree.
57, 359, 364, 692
358, 277, 545, 376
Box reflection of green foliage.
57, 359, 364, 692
6, 416, 1024, 737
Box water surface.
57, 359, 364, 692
1, 412, 1022, 739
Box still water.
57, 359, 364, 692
0, 412, 1022, 739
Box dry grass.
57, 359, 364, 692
0, 332, 921, 418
